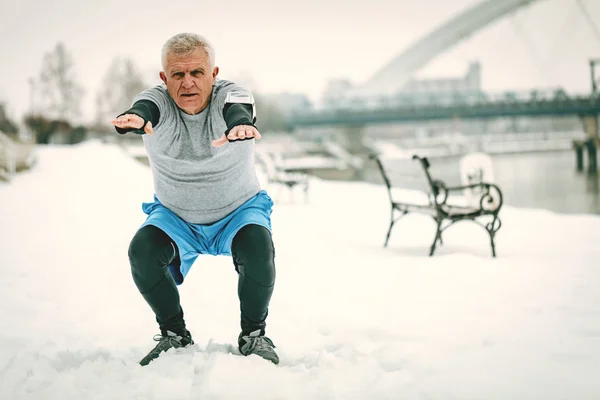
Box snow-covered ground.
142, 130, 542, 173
1, 140, 599, 400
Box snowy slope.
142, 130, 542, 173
0, 140, 599, 400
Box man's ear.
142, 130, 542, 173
212, 66, 219, 79
160, 71, 167, 84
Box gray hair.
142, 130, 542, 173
161, 33, 215, 70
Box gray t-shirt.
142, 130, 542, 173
134, 79, 261, 224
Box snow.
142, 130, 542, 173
1, 140, 599, 400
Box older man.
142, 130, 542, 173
111, 33, 278, 366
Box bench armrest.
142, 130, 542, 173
444, 182, 497, 192
429, 179, 449, 206
444, 182, 504, 212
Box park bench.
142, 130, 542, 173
255, 151, 309, 202
371, 153, 503, 257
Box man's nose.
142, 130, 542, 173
182, 74, 194, 88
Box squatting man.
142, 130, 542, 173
111, 32, 279, 366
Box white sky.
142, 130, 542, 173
1, 0, 599, 122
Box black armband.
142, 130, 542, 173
114, 100, 160, 135
223, 103, 256, 134
222, 91, 256, 135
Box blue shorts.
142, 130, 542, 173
140, 190, 274, 285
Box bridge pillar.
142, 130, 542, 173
587, 139, 598, 173
584, 115, 598, 173
575, 145, 584, 172
574, 115, 599, 173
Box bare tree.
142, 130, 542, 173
95, 57, 147, 125
38, 43, 84, 121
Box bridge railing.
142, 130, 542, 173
315, 88, 595, 112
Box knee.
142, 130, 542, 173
128, 225, 177, 272
232, 225, 275, 286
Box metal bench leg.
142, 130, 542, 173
487, 216, 501, 258
429, 219, 443, 256
384, 208, 401, 247
430, 216, 444, 246
384, 220, 395, 248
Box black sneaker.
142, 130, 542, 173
238, 330, 279, 365
139, 330, 194, 366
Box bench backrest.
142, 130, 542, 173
372, 154, 441, 207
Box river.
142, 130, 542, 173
361, 150, 600, 216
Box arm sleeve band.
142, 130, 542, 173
223, 103, 256, 135
114, 100, 160, 135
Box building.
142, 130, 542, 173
320, 61, 483, 110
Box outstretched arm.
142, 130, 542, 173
111, 100, 160, 135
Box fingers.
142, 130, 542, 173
144, 121, 153, 135
212, 125, 262, 147
227, 125, 261, 142
212, 134, 228, 147
110, 114, 145, 130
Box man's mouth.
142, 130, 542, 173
181, 93, 199, 98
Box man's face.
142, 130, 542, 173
160, 48, 219, 114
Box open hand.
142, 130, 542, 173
212, 125, 261, 147
111, 114, 153, 134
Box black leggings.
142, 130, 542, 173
128, 224, 276, 336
